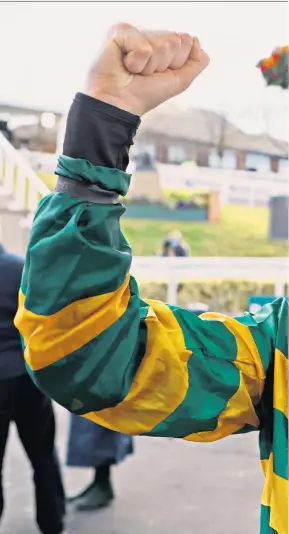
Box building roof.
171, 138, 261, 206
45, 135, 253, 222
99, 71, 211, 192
0, 102, 63, 118
1, 100, 287, 158
138, 107, 288, 158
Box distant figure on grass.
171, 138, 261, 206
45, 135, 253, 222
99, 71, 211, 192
161, 230, 190, 257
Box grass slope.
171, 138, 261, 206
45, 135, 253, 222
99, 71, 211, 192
122, 205, 287, 257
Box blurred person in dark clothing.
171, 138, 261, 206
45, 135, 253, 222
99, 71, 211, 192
161, 239, 176, 257
0, 236, 67, 534
161, 230, 190, 257
66, 414, 133, 511
168, 230, 190, 256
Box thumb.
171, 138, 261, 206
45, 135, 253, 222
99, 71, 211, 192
112, 23, 153, 74
176, 37, 210, 93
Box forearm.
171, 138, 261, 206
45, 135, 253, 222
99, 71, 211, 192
16, 94, 140, 410
61, 92, 140, 170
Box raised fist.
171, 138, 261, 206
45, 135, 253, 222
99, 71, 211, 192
85, 23, 210, 116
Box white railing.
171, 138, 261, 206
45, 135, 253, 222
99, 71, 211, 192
131, 256, 289, 304
156, 163, 289, 207
0, 133, 50, 212
18, 148, 57, 175
10, 150, 289, 208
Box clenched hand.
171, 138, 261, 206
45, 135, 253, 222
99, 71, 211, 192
85, 23, 210, 116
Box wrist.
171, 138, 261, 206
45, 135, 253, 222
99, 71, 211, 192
84, 89, 145, 117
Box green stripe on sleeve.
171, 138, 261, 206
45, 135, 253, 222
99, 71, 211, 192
147, 307, 239, 438
260, 505, 278, 534
26, 283, 149, 414
21, 190, 131, 315
55, 156, 131, 195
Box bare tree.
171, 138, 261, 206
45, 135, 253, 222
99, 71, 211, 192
260, 103, 288, 152
202, 107, 238, 167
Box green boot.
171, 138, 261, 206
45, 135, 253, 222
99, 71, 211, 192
72, 465, 114, 511
66, 479, 96, 503
75, 479, 114, 511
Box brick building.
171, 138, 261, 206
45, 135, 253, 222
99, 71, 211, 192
1, 102, 288, 174
134, 106, 288, 174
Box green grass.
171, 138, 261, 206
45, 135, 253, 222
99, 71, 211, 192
122, 205, 288, 257
37, 173, 288, 257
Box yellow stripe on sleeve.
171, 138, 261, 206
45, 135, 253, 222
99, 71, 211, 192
15, 275, 130, 371
83, 300, 192, 435
274, 349, 288, 418
184, 313, 264, 442
184, 373, 260, 442
262, 453, 288, 534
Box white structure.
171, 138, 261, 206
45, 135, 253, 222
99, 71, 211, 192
0, 133, 50, 254
156, 163, 289, 207
131, 256, 288, 304
15, 150, 289, 207
0, 133, 49, 212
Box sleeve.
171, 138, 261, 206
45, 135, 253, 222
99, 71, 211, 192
14, 96, 288, 534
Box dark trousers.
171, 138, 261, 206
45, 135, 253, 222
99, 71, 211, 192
0, 374, 65, 534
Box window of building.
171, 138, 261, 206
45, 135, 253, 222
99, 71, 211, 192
279, 158, 289, 174
168, 145, 187, 163
209, 148, 237, 169
137, 143, 156, 159
246, 153, 270, 172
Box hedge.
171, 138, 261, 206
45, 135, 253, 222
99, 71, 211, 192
138, 279, 289, 314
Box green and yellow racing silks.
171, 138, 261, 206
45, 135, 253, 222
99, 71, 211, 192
15, 156, 288, 534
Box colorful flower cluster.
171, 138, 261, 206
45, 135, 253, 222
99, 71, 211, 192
257, 46, 289, 89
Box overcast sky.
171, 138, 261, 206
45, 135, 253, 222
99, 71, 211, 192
0, 1, 288, 138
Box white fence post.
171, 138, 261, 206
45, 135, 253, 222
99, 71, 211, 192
131, 257, 289, 304
167, 278, 179, 305
14, 168, 27, 210
3, 158, 14, 194
156, 163, 288, 207
0, 149, 3, 181
28, 185, 40, 212
274, 278, 286, 297
0, 133, 50, 206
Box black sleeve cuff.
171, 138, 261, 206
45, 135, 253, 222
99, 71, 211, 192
62, 93, 141, 171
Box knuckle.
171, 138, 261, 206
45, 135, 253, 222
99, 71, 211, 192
204, 52, 210, 65
170, 32, 182, 45
116, 21, 132, 32
181, 33, 192, 42
140, 44, 153, 57
199, 49, 210, 66
108, 22, 131, 38
179, 33, 194, 47
158, 40, 170, 53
